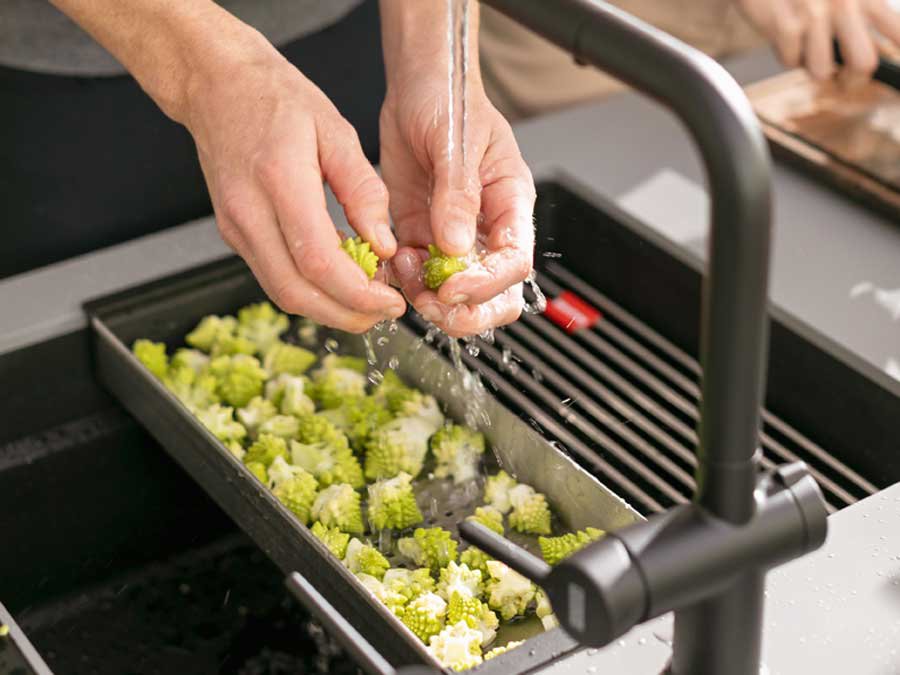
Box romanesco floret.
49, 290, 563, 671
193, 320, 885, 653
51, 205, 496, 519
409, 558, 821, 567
365, 416, 436, 480
426, 620, 483, 671
320, 396, 393, 450
132, 339, 168, 379
356, 573, 408, 614
296, 414, 351, 450
210, 333, 257, 357
390, 390, 445, 432
258, 414, 300, 440
245, 461, 269, 484
371, 369, 408, 407
236, 301, 290, 353
311, 521, 351, 559
236, 396, 277, 437
508, 484, 552, 535
209, 354, 269, 408
185, 315, 237, 353
276, 376, 316, 417
267, 454, 306, 486
484, 640, 525, 660
263, 340, 316, 376
291, 440, 364, 489
538, 527, 605, 565
367, 472, 424, 531
311, 483, 364, 534
272, 467, 318, 524
483, 470, 518, 514
243, 433, 288, 467
423, 244, 469, 290
459, 548, 491, 577
383, 568, 436, 602
196, 404, 247, 444
437, 562, 482, 602
430, 424, 486, 484
534, 589, 558, 630
341, 236, 380, 279
398, 527, 458, 573
308, 354, 368, 409
466, 506, 504, 535
170, 348, 210, 374
447, 592, 499, 647
162, 364, 219, 412
399, 592, 447, 643
343, 538, 390, 579
484, 560, 536, 621
225, 439, 245, 460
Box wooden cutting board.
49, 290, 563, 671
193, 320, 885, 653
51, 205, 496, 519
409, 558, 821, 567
746, 69, 900, 222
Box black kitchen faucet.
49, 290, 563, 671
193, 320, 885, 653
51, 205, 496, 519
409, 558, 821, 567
460, 1, 828, 674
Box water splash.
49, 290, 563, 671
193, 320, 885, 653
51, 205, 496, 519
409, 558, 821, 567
523, 270, 548, 315
447, 0, 469, 189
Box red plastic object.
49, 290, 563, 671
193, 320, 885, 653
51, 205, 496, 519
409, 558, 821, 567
543, 290, 602, 333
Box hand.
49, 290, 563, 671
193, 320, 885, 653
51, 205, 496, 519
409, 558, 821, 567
736, 0, 900, 85
379, 72, 535, 338
184, 36, 406, 333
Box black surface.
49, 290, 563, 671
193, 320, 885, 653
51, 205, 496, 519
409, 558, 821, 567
0, 0, 386, 279
0, 601, 53, 675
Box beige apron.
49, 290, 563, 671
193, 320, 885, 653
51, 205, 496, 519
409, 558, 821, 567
480, 1, 763, 120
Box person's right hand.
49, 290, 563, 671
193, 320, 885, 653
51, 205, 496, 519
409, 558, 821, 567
182, 35, 406, 333
736, 0, 900, 86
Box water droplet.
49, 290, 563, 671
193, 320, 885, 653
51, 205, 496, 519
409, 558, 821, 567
377, 336, 389, 346
324, 338, 339, 353
388, 356, 399, 370
388, 320, 399, 334
616, 639, 626, 647
542, 251, 563, 258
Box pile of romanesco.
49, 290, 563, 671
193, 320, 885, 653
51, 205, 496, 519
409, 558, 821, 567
132, 301, 608, 672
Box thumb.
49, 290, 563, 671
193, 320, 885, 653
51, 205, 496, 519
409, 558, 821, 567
430, 154, 480, 257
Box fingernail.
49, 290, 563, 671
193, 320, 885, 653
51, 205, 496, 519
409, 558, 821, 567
392, 251, 417, 282
447, 294, 469, 305
375, 223, 395, 252
443, 225, 473, 254
420, 305, 442, 323
387, 300, 406, 318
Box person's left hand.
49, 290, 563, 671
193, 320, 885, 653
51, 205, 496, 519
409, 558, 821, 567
379, 73, 535, 338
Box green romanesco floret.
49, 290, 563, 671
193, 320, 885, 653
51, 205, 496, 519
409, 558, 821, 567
311, 483, 364, 534
341, 236, 380, 279
258, 414, 300, 440
210, 333, 257, 357
423, 244, 469, 290
383, 568, 436, 602
209, 354, 269, 408
243, 433, 288, 467
311, 521, 351, 559
267, 454, 305, 486
225, 439, 246, 460
309, 354, 369, 409
236, 396, 278, 437
484, 640, 525, 660
364, 416, 436, 480
356, 573, 408, 614
276, 376, 316, 417
484, 560, 536, 621
466, 507, 504, 536
483, 470, 518, 514
535, 588, 558, 630
185, 315, 237, 353
389, 390, 445, 431
508, 484, 552, 535
371, 369, 407, 406
437, 562, 483, 604
297, 318, 319, 347
291, 440, 364, 489
196, 404, 247, 444
343, 538, 390, 579
367, 472, 424, 531
245, 461, 269, 484
447, 592, 499, 647
271, 463, 318, 524
162, 364, 219, 412
132, 339, 169, 379
170, 348, 210, 374
538, 527, 605, 565
459, 548, 491, 577
263, 340, 316, 376
320, 395, 393, 450
426, 620, 483, 671
430, 424, 486, 484
296, 414, 351, 450
400, 592, 447, 643
236, 301, 290, 354
398, 527, 458, 573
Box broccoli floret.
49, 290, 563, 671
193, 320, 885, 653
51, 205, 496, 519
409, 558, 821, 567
291, 440, 364, 489
356, 573, 408, 614
132, 339, 169, 379
343, 538, 390, 579
272, 467, 318, 524
538, 527, 605, 565
209, 354, 269, 408
196, 404, 247, 444
162, 364, 220, 412
383, 568, 436, 602
170, 348, 210, 374
243, 434, 288, 467
236, 301, 290, 353
321, 396, 393, 450
258, 415, 300, 440
484, 560, 535, 621
365, 416, 436, 480
437, 562, 482, 602
311, 521, 351, 559
277, 376, 316, 417
508, 484, 552, 535
398, 527, 458, 573
236, 396, 278, 437
341, 236, 380, 279
367, 472, 424, 531
466, 507, 504, 536
399, 592, 447, 643
426, 620, 483, 671
309, 354, 369, 409
185, 315, 237, 353
311, 483, 364, 534
263, 340, 316, 376
535, 588, 558, 630
245, 461, 269, 484
459, 548, 491, 577
484, 640, 525, 660
423, 244, 469, 290
447, 592, 499, 647
430, 424, 485, 484
390, 390, 445, 432
483, 470, 518, 514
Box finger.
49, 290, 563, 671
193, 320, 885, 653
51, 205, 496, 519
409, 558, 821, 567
834, 1, 879, 87
429, 132, 481, 257
216, 184, 385, 333
804, 3, 836, 79
320, 121, 396, 259
257, 148, 405, 318
867, 0, 900, 49
772, 7, 806, 67
391, 247, 433, 311
416, 284, 525, 338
